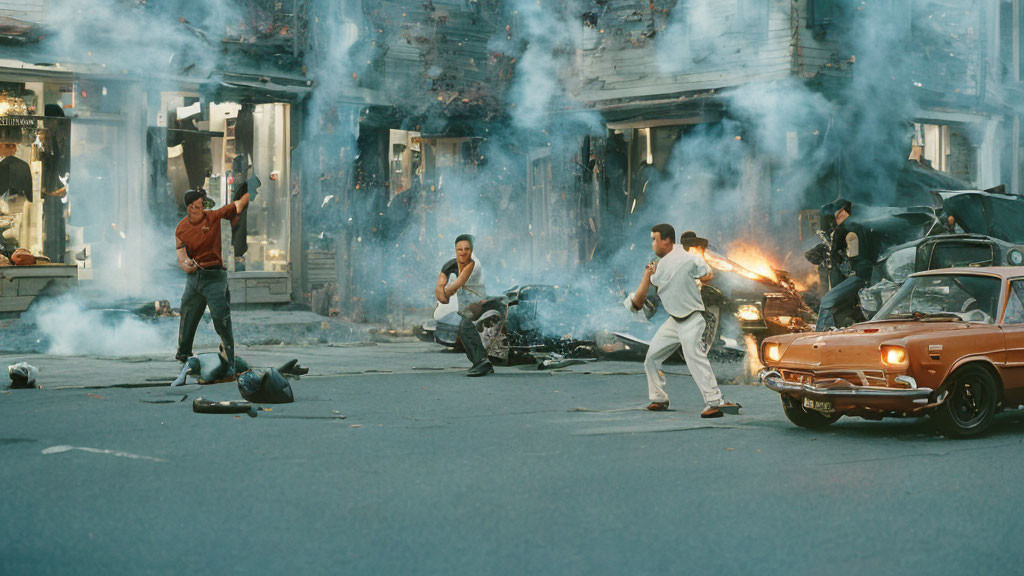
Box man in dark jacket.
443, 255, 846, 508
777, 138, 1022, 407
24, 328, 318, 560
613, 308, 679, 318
816, 199, 877, 331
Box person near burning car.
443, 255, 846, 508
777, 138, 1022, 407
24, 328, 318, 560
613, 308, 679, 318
435, 233, 497, 377
815, 199, 878, 331
629, 224, 740, 417
174, 186, 251, 374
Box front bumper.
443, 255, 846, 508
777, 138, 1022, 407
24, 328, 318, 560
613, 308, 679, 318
759, 369, 933, 402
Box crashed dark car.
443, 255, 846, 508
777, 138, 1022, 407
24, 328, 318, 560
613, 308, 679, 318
860, 233, 1024, 316
805, 186, 1024, 326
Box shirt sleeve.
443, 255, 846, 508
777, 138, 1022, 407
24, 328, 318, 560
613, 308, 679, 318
689, 253, 711, 278
210, 203, 238, 222
649, 262, 664, 287
441, 258, 459, 277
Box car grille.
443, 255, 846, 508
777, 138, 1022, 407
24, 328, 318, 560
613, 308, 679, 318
780, 369, 888, 387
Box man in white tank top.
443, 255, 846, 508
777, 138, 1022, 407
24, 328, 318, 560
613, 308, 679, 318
435, 234, 495, 376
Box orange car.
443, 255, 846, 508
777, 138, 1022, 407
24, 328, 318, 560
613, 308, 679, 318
760, 267, 1024, 437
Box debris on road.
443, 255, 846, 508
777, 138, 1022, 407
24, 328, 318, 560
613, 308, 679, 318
192, 397, 258, 418
277, 359, 309, 376
237, 367, 294, 404
8, 362, 38, 389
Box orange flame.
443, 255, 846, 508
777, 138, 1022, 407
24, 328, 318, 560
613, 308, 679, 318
724, 243, 780, 282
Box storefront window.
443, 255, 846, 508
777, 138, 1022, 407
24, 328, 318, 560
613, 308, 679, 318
0, 90, 71, 263
154, 96, 291, 273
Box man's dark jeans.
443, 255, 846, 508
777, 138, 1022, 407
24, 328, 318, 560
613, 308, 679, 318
457, 297, 506, 366
816, 275, 866, 331
176, 268, 235, 370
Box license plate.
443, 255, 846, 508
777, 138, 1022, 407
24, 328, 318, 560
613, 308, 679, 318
802, 397, 833, 413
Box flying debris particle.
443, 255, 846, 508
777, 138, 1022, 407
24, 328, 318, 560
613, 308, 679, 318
630, 198, 637, 214
629, 244, 635, 251
321, 195, 335, 208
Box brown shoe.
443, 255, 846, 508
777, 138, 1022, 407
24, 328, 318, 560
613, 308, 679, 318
717, 402, 742, 415
701, 407, 723, 418
646, 401, 669, 411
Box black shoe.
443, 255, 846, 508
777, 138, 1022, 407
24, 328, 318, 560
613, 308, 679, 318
175, 354, 191, 364
467, 360, 494, 377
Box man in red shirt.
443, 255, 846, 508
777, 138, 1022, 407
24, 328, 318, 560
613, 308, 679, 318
175, 186, 251, 374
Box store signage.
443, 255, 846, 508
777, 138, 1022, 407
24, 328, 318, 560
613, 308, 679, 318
0, 116, 37, 127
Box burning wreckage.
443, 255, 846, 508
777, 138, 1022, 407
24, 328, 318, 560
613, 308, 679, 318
415, 241, 816, 366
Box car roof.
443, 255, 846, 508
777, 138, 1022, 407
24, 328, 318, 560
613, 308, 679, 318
911, 266, 1024, 279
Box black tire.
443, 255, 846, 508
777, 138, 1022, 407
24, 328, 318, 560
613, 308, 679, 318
933, 364, 997, 438
781, 396, 841, 429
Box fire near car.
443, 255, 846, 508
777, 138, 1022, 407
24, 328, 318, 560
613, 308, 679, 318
760, 267, 1024, 437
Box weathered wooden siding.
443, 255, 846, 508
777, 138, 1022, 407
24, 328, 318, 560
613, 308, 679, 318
367, 0, 512, 118
579, 0, 793, 103
0, 0, 44, 23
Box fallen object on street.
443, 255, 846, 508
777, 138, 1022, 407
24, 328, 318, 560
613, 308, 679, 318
192, 397, 258, 418
8, 361, 37, 388
237, 367, 294, 403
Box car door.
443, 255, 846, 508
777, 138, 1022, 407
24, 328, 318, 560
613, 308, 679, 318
999, 278, 1024, 397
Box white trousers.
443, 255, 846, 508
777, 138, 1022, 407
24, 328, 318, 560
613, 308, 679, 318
644, 313, 722, 408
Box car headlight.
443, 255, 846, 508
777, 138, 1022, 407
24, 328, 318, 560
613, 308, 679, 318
763, 342, 782, 363
880, 345, 909, 368
737, 304, 761, 322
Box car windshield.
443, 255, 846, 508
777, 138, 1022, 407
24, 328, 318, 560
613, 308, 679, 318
872, 274, 1002, 324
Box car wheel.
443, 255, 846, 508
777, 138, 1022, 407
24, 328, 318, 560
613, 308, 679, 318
781, 396, 840, 429
934, 364, 997, 438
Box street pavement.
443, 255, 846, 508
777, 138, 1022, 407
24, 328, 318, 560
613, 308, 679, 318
2, 341, 1024, 575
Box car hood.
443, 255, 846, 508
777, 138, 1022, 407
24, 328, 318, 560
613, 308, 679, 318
770, 320, 975, 367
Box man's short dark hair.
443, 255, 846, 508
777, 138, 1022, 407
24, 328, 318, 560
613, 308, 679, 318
455, 234, 474, 248
650, 224, 675, 243
183, 189, 206, 207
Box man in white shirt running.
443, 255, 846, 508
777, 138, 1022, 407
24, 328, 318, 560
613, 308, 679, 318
628, 224, 740, 418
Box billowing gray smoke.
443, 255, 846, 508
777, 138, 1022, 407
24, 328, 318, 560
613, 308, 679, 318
20, 1, 247, 354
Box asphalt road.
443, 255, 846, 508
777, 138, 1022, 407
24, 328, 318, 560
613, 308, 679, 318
2, 344, 1024, 575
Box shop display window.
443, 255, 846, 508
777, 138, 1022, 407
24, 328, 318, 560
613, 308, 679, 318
152, 95, 291, 273
0, 90, 71, 263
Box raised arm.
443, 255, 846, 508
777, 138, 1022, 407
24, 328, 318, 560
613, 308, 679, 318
630, 262, 656, 310
233, 191, 250, 215
440, 260, 475, 302
435, 271, 450, 304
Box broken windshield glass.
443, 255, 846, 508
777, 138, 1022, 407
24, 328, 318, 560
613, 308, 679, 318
873, 274, 1002, 324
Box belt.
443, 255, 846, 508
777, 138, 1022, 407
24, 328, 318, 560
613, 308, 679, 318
670, 311, 699, 322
